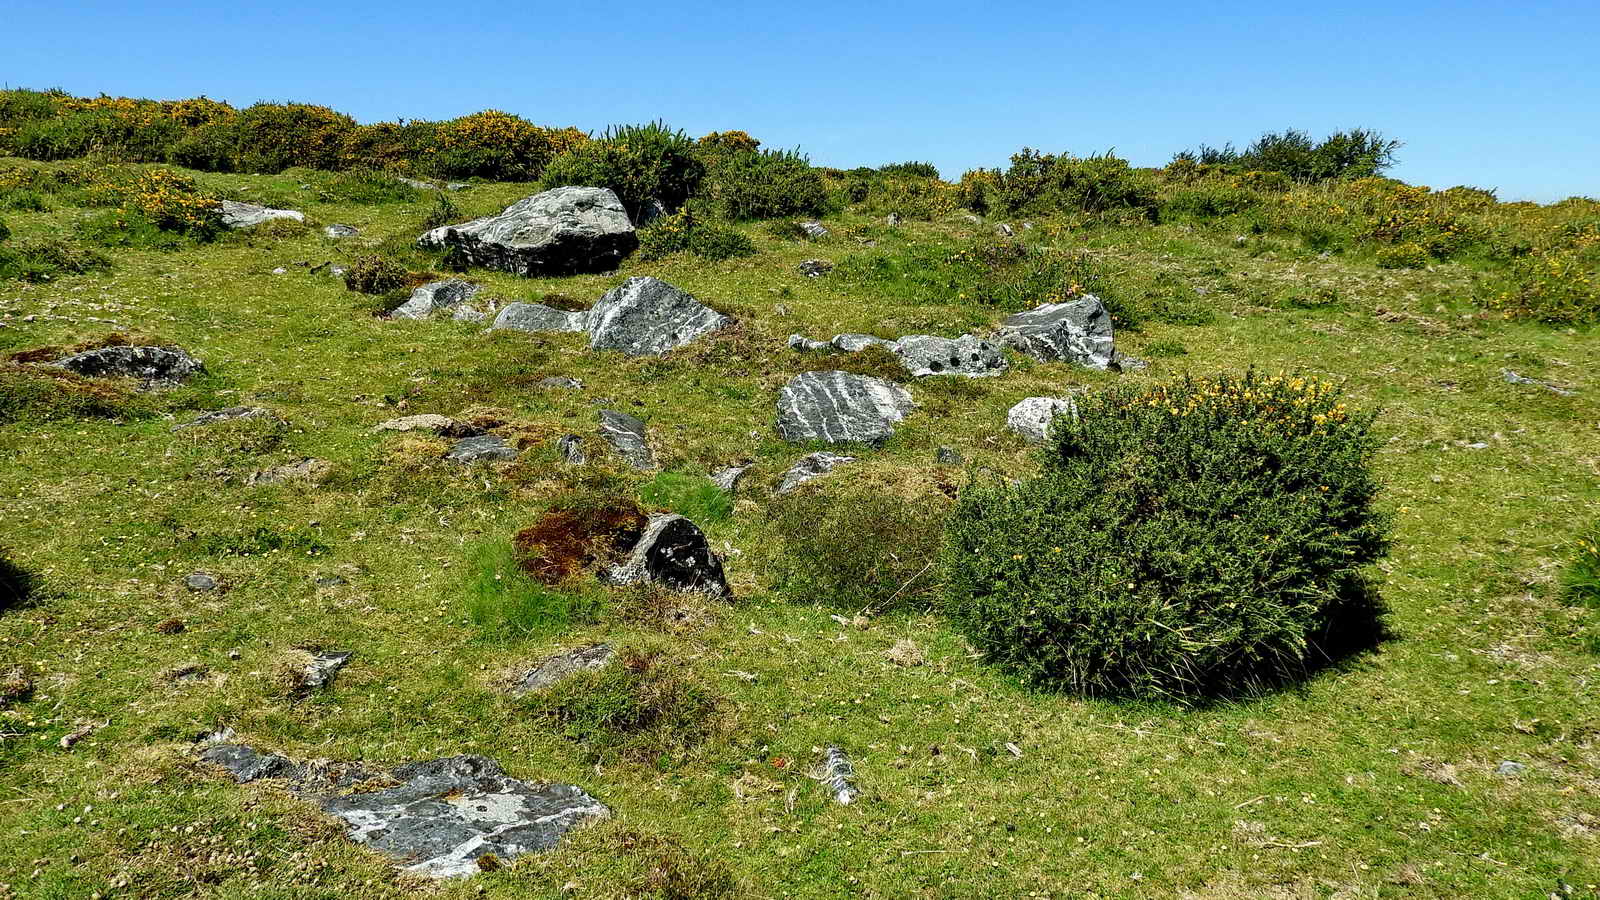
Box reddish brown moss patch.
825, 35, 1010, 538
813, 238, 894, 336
513, 499, 648, 585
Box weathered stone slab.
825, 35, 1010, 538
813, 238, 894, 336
510, 644, 615, 696
445, 435, 518, 464
1006, 397, 1076, 443
219, 200, 304, 229
995, 296, 1115, 369
418, 186, 637, 277
489, 303, 588, 334
601, 514, 729, 597
586, 277, 730, 356
390, 280, 482, 321
775, 451, 856, 495
172, 406, 279, 432
53, 345, 204, 389
776, 371, 915, 445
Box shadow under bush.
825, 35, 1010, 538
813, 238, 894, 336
1, 551, 36, 611
941, 371, 1392, 701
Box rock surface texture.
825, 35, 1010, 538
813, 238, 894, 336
53, 345, 204, 388
490, 303, 588, 334
390, 280, 482, 321
789, 332, 1006, 378
1006, 397, 1077, 443
511, 644, 615, 696
995, 296, 1115, 369
445, 435, 518, 464
602, 514, 730, 597
219, 200, 305, 229
586, 277, 730, 356
775, 452, 857, 495
418, 186, 637, 277
598, 410, 654, 469
201, 746, 608, 879
775, 371, 915, 445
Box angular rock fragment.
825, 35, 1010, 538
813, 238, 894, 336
1006, 397, 1076, 443
219, 200, 305, 229
1503, 369, 1575, 396
995, 296, 1115, 369
776, 371, 915, 445
202, 743, 305, 783
886, 213, 902, 227
445, 435, 518, 464
418, 186, 637, 277
390, 279, 482, 321
538, 376, 584, 390
586, 277, 730, 356
297, 650, 352, 693
798, 259, 833, 277
820, 747, 860, 805
489, 303, 588, 334
510, 644, 615, 696
775, 452, 856, 495
710, 464, 750, 494
601, 514, 729, 598
53, 345, 204, 389
248, 457, 332, 486
598, 410, 653, 469
172, 406, 280, 432
557, 434, 586, 465
324, 224, 359, 238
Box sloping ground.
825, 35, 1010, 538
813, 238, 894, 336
0, 167, 1597, 898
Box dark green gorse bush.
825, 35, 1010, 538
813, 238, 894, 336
942, 371, 1390, 700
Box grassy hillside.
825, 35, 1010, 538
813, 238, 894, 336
0, 145, 1598, 899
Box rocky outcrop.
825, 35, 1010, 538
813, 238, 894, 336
775, 451, 856, 494
598, 410, 653, 469
418, 186, 637, 277
489, 303, 588, 334
776, 371, 915, 445
586, 277, 731, 356
219, 200, 304, 229
201, 745, 608, 879
390, 279, 482, 321
789, 332, 1006, 378
995, 296, 1115, 369
445, 435, 518, 464
601, 514, 730, 597
53, 345, 204, 389
511, 644, 615, 696
1006, 397, 1076, 443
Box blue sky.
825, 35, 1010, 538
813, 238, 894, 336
6, 1, 1597, 202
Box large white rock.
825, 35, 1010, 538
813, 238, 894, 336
776, 371, 915, 445
418, 186, 637, 276
1006, 396, 1077, 443
219, 200, 304, 229
586, 277, 731, 356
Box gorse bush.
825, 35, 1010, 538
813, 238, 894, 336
538, 121, 704, 221
698, 148, 828, 221
636, 207, 756, 262
972, 149, 1159, 221
942, 372, 1390, 700
232, 102, 356, 173
1172, 128, 1401, 183
425, 110, 587, 181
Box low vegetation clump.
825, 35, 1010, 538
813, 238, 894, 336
461, 539, 602, 641
1171, 128, 1402, 183
697, 147, 828, 221
538, 121, 705, 221
342, 253, 408, 295
523, 644, 723, 763
636, 207, 756, 262
0, 362, 150, 423
637, 472, 732, 523
513, 497, 649, 585
770, 482, 947, 611
1565, 522, 1600, 608
961, 150, 1159, 221
943, 372, 1390, 700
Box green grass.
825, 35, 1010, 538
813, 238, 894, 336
637, 472, 733, 523
462, 539, 601, 641
0, 156, 1597, 898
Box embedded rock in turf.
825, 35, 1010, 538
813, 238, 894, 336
776, 371, 915, 445
373, 414, 480, 437
995, 295, 1115, 369
201, 747, 609, 879
390, 279, 482, 321
445, 435, 518, 464
490, 303, 589, 334
710, 464, 750, 494
798, 259, 833, 277
324, 224, 358, 238
800, 221, 828, 239
598, 410, 654, 469
789, 332, 1006, 378
418, 186, 637, 277
53, 345, 204, 389
602, 514, 730, 598
775, 452, 856, 495
219, 200, 305, 229
298, 650, 352, 693
172, 406, 279, 432
511, 643, 615, 696
557, 434, 587, 465
1006, 396, 1076, 443
586, 277, 731, 356
247, 457, 332, 485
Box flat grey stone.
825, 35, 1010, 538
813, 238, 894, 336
489, 303, 588, 334
557, 434, 586, 465
53, 345, 204, 389
538, 376, 584, 390
775, 451, 856, 494
300, 650, 352, 693
1111, 350, 1149, 372
597, 410, 653, 469
995, 296, 1115, 369
1496, 761, 1527, 776
885, 213, 902, 227
445, 435, 517, 464
445, 182, 468, 191
586, 277, 730, 357
451, 306, 486, 323
324, 224, 359, 238
800, 221, 828, 239
1006, 397, 1076, 443
373, 414, 478, 437
710, 464, 750, 494
398, 177, 440, 191
247, 458, 331, 486
172, 406, 279, 432
1503, 369, 1575, 396
418, 186, 637, 277
219, 200, 305, 229
775, 371, 915, 445
789, 332, 1006, 378
184, 573, 218, 593
935, 446, 964, 465
510, 644, 615, 696
390, 280, 482, 321
601, 514, 729, 598
201, 744, 304, 783
798, 259, 833, 278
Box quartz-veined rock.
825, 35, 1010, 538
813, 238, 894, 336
996, 296, 1115, 369
598, 410, 653, 469
445, 435, 518, 464
710, 464, 750, 494
776, 371, 914, 445
418, 186, 637, 277
586, 277, 730, 356
788, 332, 1006, 378
390, 279, 481, 321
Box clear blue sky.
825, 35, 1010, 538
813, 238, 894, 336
6, 1, 1597, 202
